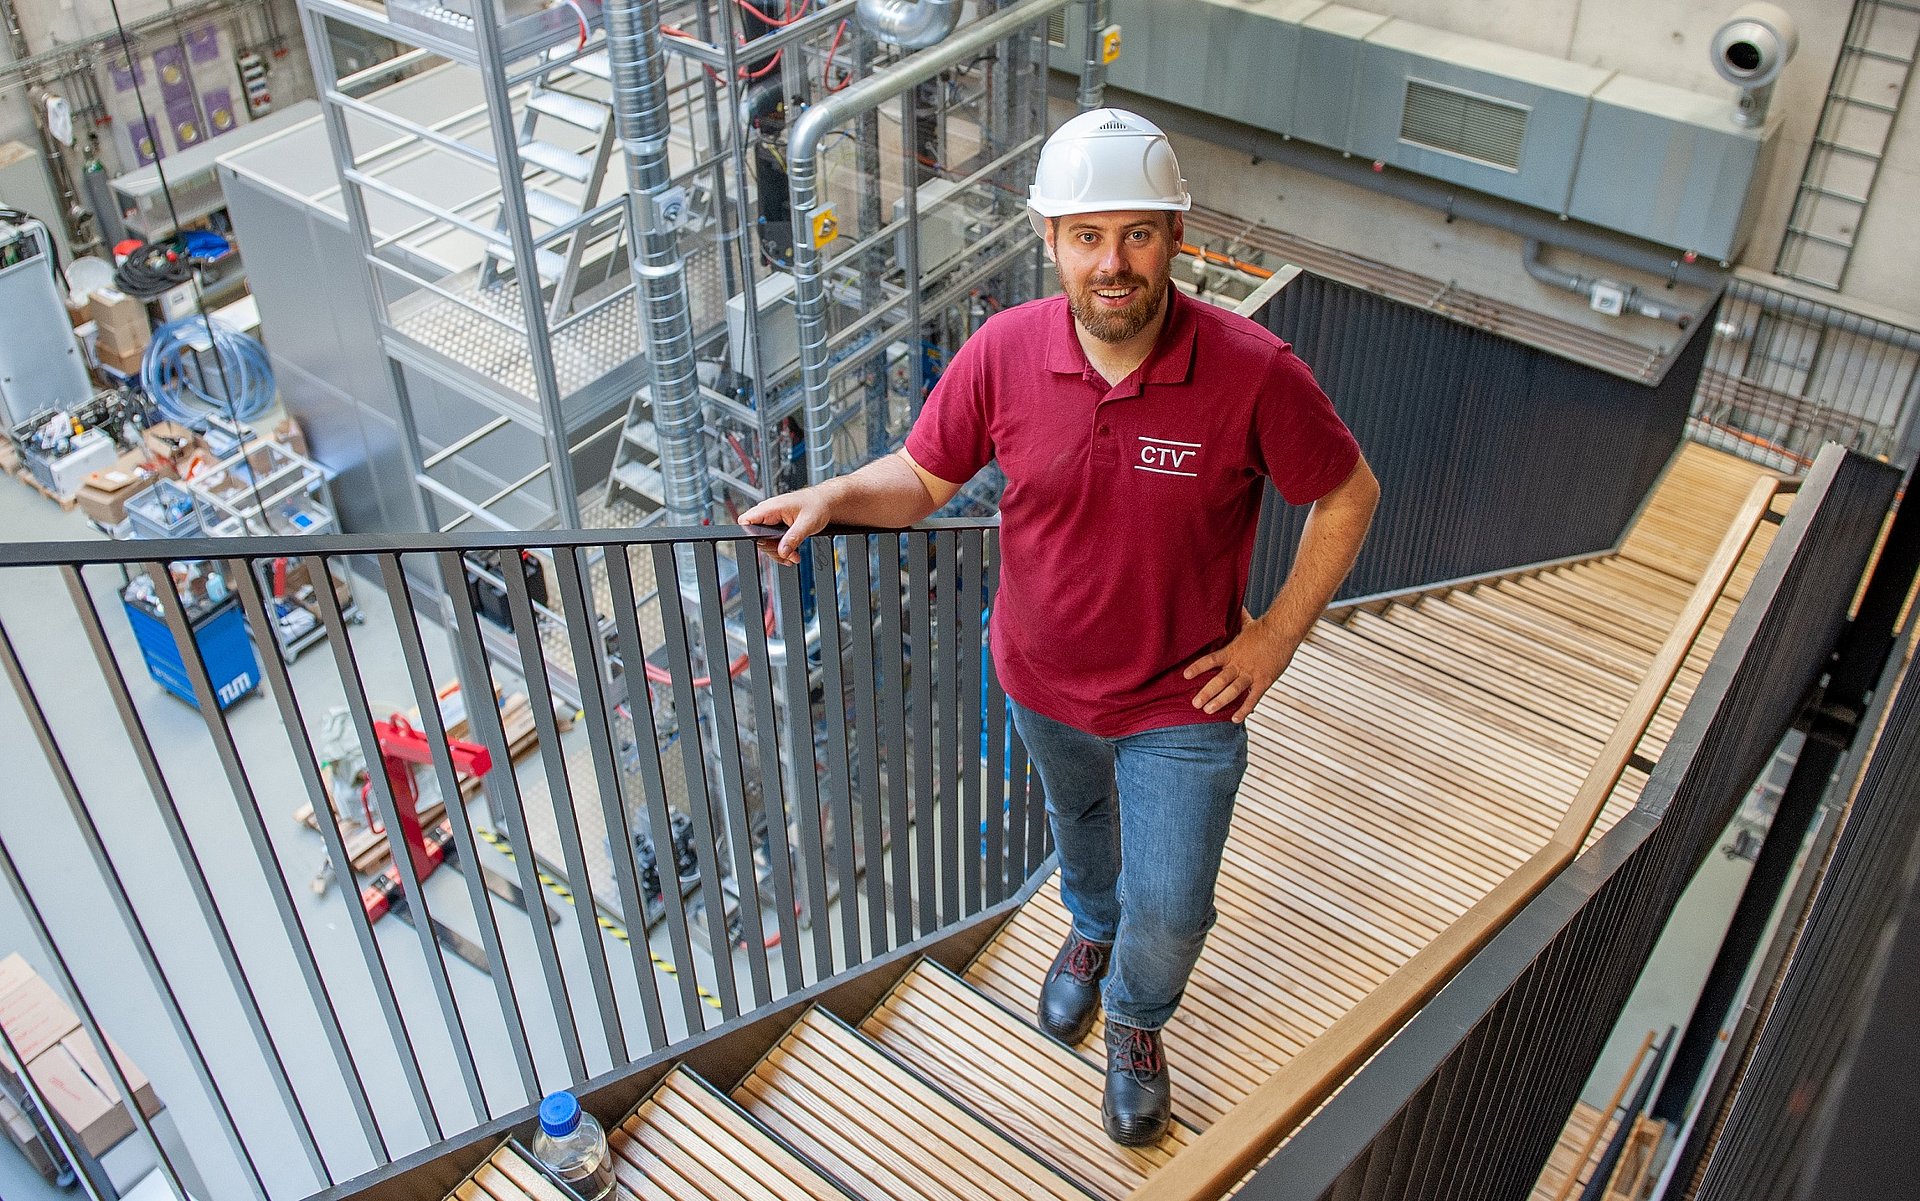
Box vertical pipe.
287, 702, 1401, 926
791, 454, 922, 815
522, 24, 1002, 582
1075, 0, 1106, 111
604, 0, 711, 526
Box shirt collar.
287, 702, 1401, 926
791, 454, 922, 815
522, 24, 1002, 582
1045, 285, 1199, 388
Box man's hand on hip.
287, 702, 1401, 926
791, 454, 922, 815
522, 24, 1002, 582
1182, 607, 1305, 723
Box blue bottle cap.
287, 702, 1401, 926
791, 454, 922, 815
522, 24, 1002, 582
538, 1091, 581, 1137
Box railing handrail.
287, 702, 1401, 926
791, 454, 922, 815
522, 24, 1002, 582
0, 517, 1001, 570
1128, 474, 1784, 1201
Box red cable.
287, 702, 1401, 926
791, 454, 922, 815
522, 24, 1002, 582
823, 19, 850, 91
735, 0, 805, 27
741, 47, 782, 79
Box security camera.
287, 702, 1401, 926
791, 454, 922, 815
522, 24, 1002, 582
1712, 3, 1799, 125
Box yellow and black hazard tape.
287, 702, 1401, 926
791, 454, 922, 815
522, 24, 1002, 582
474, 826, 723, 1011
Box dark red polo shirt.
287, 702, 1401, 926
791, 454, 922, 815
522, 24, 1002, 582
906, 287, 1360, 737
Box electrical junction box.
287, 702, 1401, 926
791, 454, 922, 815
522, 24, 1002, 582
0, 218, 93, 427
1588, 283, 1626, 316
726, 270, 801, 383
892, 178, 970, 279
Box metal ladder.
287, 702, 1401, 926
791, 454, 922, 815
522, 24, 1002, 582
480, 50, 620, 323
604, 382, 668, 516
1775, 0, 1920, 290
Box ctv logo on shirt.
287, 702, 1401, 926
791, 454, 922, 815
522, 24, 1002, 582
1135, 435, 1200, 477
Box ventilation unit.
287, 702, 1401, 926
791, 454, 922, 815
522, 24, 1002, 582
1399, 79, 1528, 171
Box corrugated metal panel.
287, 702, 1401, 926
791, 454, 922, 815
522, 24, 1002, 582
1245, 271, 1713, 610
1399, 78, 1528, 171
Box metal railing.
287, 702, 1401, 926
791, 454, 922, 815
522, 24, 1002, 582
0, 519, 1033, 1200
1691, 273, 1920, 469
1214, 445, 1909, 1201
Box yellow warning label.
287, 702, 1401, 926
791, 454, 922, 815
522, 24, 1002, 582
1101, 25, 1123, 64
811, 207, 840, 248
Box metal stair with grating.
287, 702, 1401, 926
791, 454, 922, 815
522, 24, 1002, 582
454, 442, 1782, 1200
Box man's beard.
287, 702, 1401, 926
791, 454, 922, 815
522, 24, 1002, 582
1062, 267, 1167, 344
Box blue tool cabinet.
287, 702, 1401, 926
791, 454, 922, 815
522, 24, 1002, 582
121, 589, 260, 710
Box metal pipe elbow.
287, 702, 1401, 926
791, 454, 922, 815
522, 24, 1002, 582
857, 0, 962, 49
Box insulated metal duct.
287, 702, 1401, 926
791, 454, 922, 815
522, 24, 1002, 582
857, 0, 963, 49
604, 0, 711, 526
790, 0, 1097, 483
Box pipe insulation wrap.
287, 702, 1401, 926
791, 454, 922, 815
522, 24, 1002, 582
788, 0, 1086, 483
604, 0, 711, 526
857, 0, 962, 49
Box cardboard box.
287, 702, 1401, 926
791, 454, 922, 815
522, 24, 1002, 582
0, 1093, 58, 1181
0, 955, 163, 1159
0, 438, 19, 473
143, 421, 204, 467
76, 452, 168, 526
96, 340, 148, 376
273, 417, 308, 458
88, 288, 149, 343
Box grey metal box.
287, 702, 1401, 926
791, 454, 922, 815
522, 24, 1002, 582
1349, 19, 1610, 214
1291, 4, 1387, 150
727, 271, 800, 383
1568, 76, 1779, 261
1192, 0, 1322, 133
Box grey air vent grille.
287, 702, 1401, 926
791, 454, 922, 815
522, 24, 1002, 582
1047, 10, 1065, 46
1399, 79, 1528, 171
1096, 119, 1130, 131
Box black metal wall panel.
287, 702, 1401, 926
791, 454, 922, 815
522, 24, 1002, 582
1245, 272, 1715, 608
1693, 650, 1920, 1201
1233, 447, 1901, 1201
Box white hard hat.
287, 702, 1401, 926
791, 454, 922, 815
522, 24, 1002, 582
1027, 108, 1191, 237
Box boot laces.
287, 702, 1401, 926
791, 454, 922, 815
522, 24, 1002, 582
1062, 937, 1106, 984
1109, 1025, 1162, 1080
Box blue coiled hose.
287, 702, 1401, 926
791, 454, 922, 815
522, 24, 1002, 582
140, 315, 277, 425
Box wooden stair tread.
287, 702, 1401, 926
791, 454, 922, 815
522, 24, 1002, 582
861, 961, 1191, 1200
610, 1067, 849, 1201
736, 1010, 1091, 1200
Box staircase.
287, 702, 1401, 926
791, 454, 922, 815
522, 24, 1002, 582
446, 444, 1782, 1201
480, 50, 621, 324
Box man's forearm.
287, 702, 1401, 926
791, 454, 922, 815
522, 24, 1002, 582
1257, 460, 1379, 642
812, 450, 945, 528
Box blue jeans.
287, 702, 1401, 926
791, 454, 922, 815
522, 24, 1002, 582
1009, 699, 1248, 1031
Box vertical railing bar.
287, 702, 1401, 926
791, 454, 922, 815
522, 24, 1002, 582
369, 554, 539, 1105
735, 547, 805, 992
56, 565, 325, 1181
844, 537, 890, 954
810, 538, 865, 966
211, 558, 421, 1154
936, 530, 963, 925
434, 550, 586, 1083
650, 543, 742, 1020
553, 546, 669, 1049
306, 554, 472, 1137
774, 558, 835, 982
691, 542, 774, 1008
959, 529, 985, 916
909, 533, 936, 936
599, 546, 690, 1043
143, 560, 357, 1175
1006, 720, 1031, 886
981, 533, 1008, 905
502, 548, 629, 1062
875, 534, 914, 946
0, 607, 252, 1199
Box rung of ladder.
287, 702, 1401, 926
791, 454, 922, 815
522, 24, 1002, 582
1784, 225, 1856, 251
569, 50, 611, 80
1831, 92, 1900, 115
520, 139, 594, 183
613, 460, 664, 503
1796, 182, 1869, 207
624, 420, 660, 454
1847, 44, 1915, 67
524, 187, 581, 227
528, 88, 609, 131
486, 242, 567, 283
1812, 139, 1882, 161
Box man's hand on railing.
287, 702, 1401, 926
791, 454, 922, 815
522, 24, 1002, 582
739, 449, 964, 567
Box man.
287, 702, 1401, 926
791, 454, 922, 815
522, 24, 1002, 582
740, 108, 1378, 1145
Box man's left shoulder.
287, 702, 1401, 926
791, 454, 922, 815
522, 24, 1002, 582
1187, 298, 1293, 363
